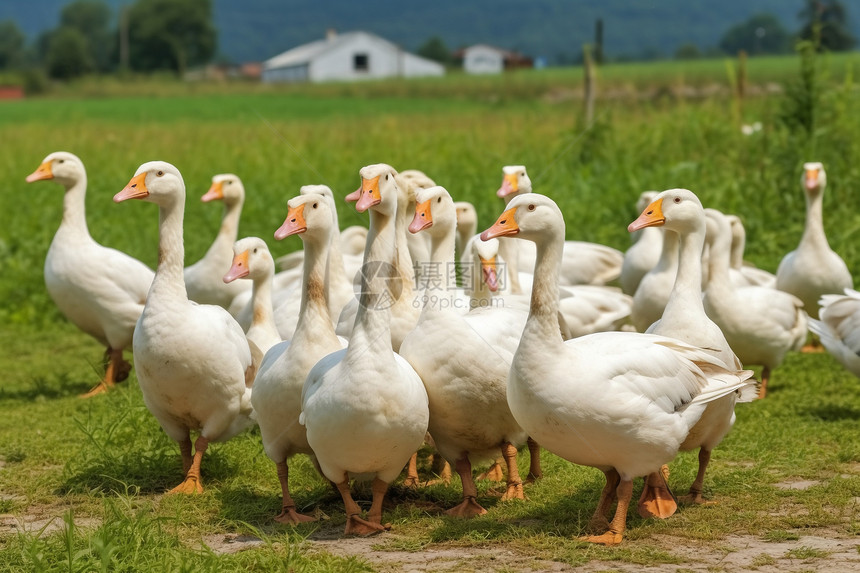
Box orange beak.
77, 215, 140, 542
274, 203, 307, 240
345, 187, 361, 202
26, 161, 53, 183
114, 172, 149, 202
201, 181, 224, 202
805, 168, 820, 191
409, 199, 433, 233
628, 197, 665, 232
355, 175, 382, 213
480, 256, 499, 292
223, 250, 250, 283
481, 207, 519, 240
497, 173, 518, 198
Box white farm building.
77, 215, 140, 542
262, 30, 445, 83
459, 44, 534, 75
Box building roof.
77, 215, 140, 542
264, 31, 390, 70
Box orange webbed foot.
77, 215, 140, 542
476, 462, 504, 482
501, 481, 525, 501
638, 466, 677, 519
580, 531, 624, 546
79, 382, 111, 399
445, 496, 488, 518
678, 491, 717, 506
274, 507, 316, 524
168, 475, 203, 495
344, 514, 390, 536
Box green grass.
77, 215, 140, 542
2, 57, 860, 570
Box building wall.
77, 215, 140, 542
262, 64, 309, 83
310, 33, 442, 82
463, 46, 504, 74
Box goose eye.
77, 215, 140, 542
385, 174, 389, 180
528, 204, 536, 211
253, 248, 258, 254
227, 180, 232, 185
156, 170, 164, 177
437, 197, 441, 203
58, 159, 65, 164
674, 197, 681, 203
313, 203, 318, 208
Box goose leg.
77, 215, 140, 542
758, 367, 771, 399
274, 461, 315, 524
587, 469, 619, 533
446, 454, 487, 517
80, 348, 126, 398
679, 448, 716, 505
583, 478, 633, 546
403, 452, 420, 487
637, 464, 677, 519
178, 434, 193, 475
500, 442, 525, 501
168, 435, 208, 494
337, 474, 388, 536
367, 478, 392, 529
526, 437, 543, 483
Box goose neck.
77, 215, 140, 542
523, 232, 564, 345
294, 235, 337, 342
60, 177, 91, 238
801, 190, 829, 250
662, 227, 706, 320
151, 199, 188, 300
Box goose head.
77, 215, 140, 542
25, 151, 85, 187
481, 193, 564, 244
627, 188, 705, 236
454, 201, 477, 232
636, 191, 659, 213
409, 185, 455, 240
274, 192, 333, 244
471, 234, 501, 292
354, 163, 399, 217
802, 162, 826, 195
223, 237, 274, 284
114, 161, 185, 207
703, 208, 732, 250
300, 184, 339, 230
497, 165, 532, 201
201, 173, 245, 207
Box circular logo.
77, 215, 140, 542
354, 261, 403, 310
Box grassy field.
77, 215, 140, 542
2, 53, 860, 570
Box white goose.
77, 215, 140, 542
250, 192, 345, 524
25, 151, 154, 397
400, 185, 536, 516
726, 215, 776, 289
223, 237, 281, 362
481, 193, 753, 545
776, 162, 852, 320
629, 189, 756, 512
496, 165, 624, 288
630, 229, 678, 332
704, 209, 807, 398
301, 163, 429, 536
114, 161, 255, 494
809, 289, 860, 377
454, 201, 478, 261
184, 173, 251, 309
620, 191, 663, 296
336, 167, 422, 350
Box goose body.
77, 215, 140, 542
184, 174, 251, 309
704, 209, 807, 397
481, 193, 753, 545
26, 151, 154, 396
629, 189, 756, 510
301, 164, 429, 535
776, 163, 852, 319
114, 161, 255, 494
400, 185, 533, 516
809, 289, 860, 377
250, 192, 345, 523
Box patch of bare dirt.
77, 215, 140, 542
773, 480, 822, 490
0, 506, 99, 537
201, 533, 266, 555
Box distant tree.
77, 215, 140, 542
674, 43, 701, 59
417, 36, 452, 65
719, 13, 790, 55
127, 0, 216, 75
45, 27, 94, 79
0, 20, 26, 69
798, 0, 856, 51
58, 0, 113, 71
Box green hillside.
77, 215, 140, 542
3, 0, 857, 65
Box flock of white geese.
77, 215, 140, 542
24, 151, 858, 544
